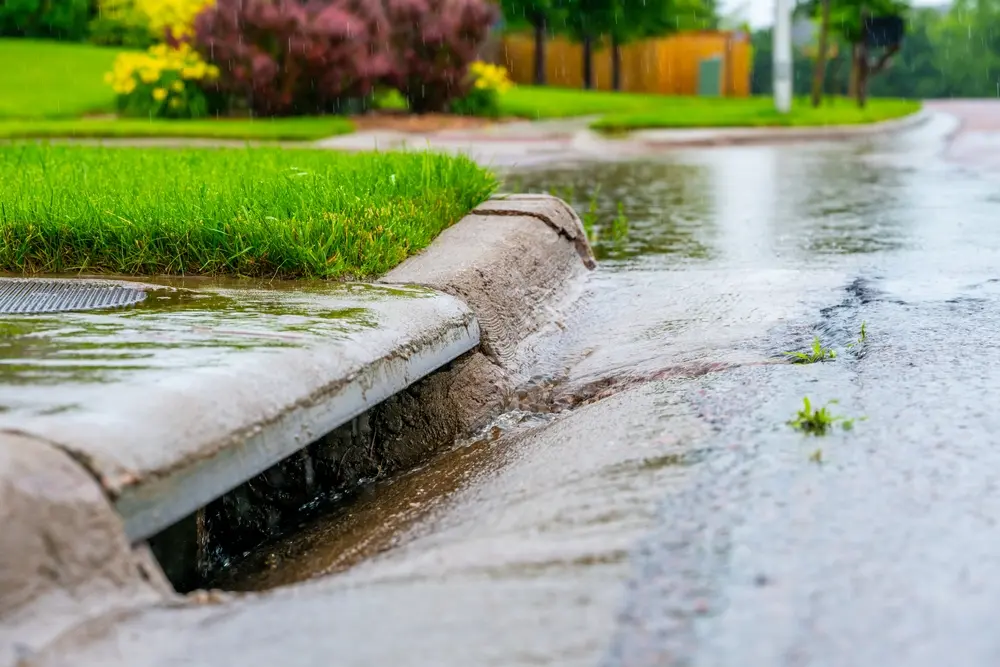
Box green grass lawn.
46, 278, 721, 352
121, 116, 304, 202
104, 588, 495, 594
0, 144, 496, 278
0, 38, 352, 140
498, 86, 921, 130
499, 87, 676, 119
0, 117, 354, 141
0, 39, 123, 119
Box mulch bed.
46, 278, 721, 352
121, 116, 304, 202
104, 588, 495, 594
350, 111, 517, 133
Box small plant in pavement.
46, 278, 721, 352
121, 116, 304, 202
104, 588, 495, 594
788, 397, 861, 436
784, 337, 837, 364
846, 321, 868, 351
610, 202, 629, 241
581, 188, 601, 241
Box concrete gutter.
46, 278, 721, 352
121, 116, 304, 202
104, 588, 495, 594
0, 194, 592, 597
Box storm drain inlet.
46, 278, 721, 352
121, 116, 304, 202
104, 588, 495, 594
0, 278, 147, 314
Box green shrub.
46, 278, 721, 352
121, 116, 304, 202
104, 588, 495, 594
0, 0, 91, 40
88, 15, 154, 47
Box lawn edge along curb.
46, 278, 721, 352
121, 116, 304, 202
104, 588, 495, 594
1, 194, 594, 651
626, 108, 932, 148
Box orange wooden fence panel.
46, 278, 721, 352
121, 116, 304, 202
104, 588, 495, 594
500, 31, 751, 97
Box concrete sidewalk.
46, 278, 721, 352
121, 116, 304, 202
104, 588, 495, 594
316, 110, 932, 166
0, 279, 480, 543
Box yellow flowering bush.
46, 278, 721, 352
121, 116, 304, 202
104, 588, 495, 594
90, 0, 213, 46
451, 61, 513, 118
105, 43, 220, 118
469, 61, 513, 94
135, 0, 214, 41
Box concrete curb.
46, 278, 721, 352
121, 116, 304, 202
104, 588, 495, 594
1, 287, 480, 545
0, 194, 594, 598
379, 194, 593, 368
0, 432, 173, 667
628, 108, 932, 148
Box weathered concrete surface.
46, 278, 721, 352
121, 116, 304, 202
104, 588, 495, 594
0, 193, 595, 597
190, 196, 595, 585
380, 194, 593, 368
29, 104, 998, 666
0, 281, 479, 542
0, 432, 171, 667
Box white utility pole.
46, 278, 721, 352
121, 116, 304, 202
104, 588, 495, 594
773, 0, 792, 113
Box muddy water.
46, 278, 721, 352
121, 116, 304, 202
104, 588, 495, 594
46, 109, 1000, 666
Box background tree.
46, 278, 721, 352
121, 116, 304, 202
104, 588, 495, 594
754, 0, 1000, 100
811, 0, 832, 106
500, 0, 563, 84
867, 7, 948, 97
558, 0, 612, 88
930, 0, 1000, 97
555, 0, 717, 90
831, 0, 909, 104
605, 0, 716, 90
795, 0, 908, 105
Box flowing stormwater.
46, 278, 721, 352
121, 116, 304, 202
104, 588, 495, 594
52, 109, 1000, 666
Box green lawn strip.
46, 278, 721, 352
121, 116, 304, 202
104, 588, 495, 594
591, 97, 921, 131
0, 144, 497, 279
0, 117, 354, 141
498, 86, 920, 129
498, 86, 673, 119
0, 38, 124, 119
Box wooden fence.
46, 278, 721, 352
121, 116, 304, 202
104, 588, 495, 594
500, 31, 751, 97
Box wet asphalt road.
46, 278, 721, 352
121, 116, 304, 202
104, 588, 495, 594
36, 103, 1000, 667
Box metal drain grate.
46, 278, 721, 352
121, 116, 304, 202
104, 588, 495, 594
0, 279, 147, 315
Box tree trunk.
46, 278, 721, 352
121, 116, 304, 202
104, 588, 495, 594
848, 43, 860, 99
611, 34, 622, 91
810, 0, 830, 108
532, 16, 547, 86
857, 41, 869, 108
582, 35, 594, 89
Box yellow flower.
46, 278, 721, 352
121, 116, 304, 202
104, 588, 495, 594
152, 87, 168, 101
467, 60, 513, 94
136, 0, 214, 41
105, 42, 216, 98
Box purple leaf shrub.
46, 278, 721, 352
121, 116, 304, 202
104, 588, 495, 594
193, 0, 393, 116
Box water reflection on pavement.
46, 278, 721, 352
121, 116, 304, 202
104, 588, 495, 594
36, 106, 1000, 667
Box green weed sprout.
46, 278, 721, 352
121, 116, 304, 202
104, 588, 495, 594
784, 337, 836, 364
788, 397, 862, 436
